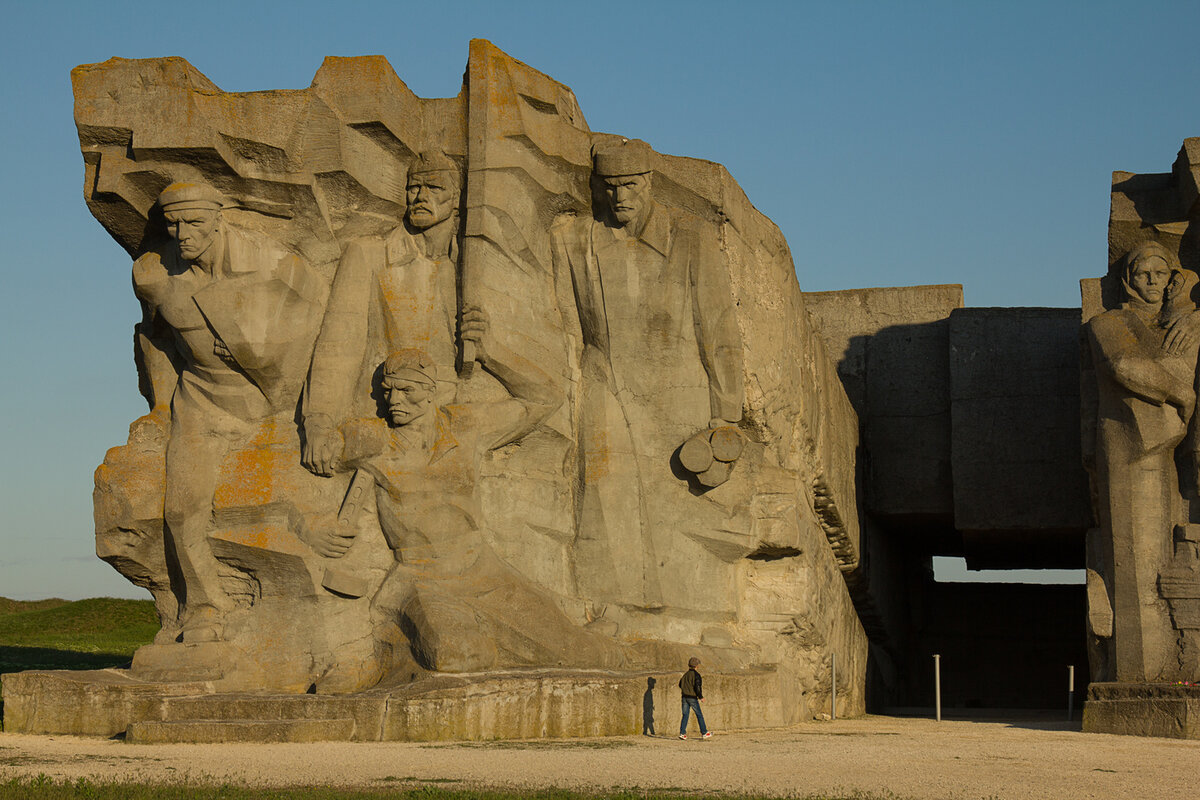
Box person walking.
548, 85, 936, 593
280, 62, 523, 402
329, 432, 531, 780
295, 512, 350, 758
679, 656, 712, 739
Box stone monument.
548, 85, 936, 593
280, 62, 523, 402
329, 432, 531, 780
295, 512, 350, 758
1082, 139, 1200, 738
2, 41, 868, 741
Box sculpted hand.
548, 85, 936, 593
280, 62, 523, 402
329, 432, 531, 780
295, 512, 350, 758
302, 415, 340, 477
300, 513, 357, 558
461, 305, 490, 363
213, 336, 238, 366
1171, 390, 1197, 419
1163, 311, 1200, 355
312, 526, 357, 558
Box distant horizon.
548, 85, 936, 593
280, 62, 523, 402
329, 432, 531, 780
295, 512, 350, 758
3, 0, 1197, 599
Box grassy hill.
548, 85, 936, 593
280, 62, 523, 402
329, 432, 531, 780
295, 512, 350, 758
0, 597, 159, 674
0, 598, 69, 616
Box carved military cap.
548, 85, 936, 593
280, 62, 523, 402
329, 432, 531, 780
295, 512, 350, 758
593, 138, 656, 177
382, 348, 439, 387
157, 181, 226, 211
408, 150, 459, 178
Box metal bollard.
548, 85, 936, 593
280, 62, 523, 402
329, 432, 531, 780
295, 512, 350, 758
831, 652, 837, 720
934, 654, 942, 722
1067, 665, 1075, 722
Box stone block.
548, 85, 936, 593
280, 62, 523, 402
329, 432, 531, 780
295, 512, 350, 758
127, 718, 356, 744
0, 670, 209, 737
803, 285, 963, 417
804, 286, 964, 520
1084, 682, 1200, 739
866, 320, 954, 517
2, 666, 840, 742
949, 307, 1092, 536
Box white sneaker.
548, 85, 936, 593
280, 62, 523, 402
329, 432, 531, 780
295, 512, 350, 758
678, 734, 687, 740
702, 731, 713, 738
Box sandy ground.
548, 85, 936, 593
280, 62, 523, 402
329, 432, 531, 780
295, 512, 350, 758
2, 715, 1199, 799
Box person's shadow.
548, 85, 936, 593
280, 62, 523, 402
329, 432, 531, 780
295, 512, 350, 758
643, 677, 656, 735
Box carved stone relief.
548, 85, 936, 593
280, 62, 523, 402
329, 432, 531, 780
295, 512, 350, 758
1085, 147, 1200, 687
79, 41, 867, 705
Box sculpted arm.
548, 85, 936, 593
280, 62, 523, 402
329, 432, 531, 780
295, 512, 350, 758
1089, 314, 1194, 412
132, 281, 181, 422
303, 417, 389, 559
550, 218, 585, 357
303, 238, 378, 475
690, 222, 744, 426
1163, 308, 1200, 355
461, 306, 563, 449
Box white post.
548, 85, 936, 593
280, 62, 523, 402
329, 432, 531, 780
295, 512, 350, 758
1067, 665, 1075, 722
934, 654, 942, 722
831, 652, 837, 721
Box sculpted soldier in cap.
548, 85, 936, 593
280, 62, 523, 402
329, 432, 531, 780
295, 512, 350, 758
318, 307, 626, 673
303, 151, 463, 477
133, 181, 324, 643
551, 139, 745, 613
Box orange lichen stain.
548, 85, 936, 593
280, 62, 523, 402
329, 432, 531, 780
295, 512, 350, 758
216, 524, 306, 556
212, 420, 297, 509
223, 524, 275, 551
584, 430, 611, 481
214, 447, 278, 508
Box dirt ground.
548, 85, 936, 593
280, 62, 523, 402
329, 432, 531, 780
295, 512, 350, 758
2, 715, 1198, 799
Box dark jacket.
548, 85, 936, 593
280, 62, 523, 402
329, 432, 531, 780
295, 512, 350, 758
679, 668, 703, 700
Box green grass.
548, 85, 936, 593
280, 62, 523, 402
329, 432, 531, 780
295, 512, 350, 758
0, 599, 69, 617
0, 597, 159, 675
0, 777, 904, 800
0, 597, 159, 709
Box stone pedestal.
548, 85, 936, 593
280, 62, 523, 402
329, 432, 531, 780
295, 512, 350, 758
1, 665, 832, 743
1083, 682, 1200, 739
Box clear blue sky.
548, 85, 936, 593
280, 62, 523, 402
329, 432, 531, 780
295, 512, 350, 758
2, 1, 1196, 599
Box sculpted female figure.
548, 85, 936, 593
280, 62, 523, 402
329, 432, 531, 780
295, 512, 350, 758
1088, 240, 1199, 682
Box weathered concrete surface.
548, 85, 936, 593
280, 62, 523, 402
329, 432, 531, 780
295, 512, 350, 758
2, 666, 828, 742
805, 289, 1092, 563
74, 39, 869, 709
0, 670, 209, 737
949, 307, 1091, 568
127, 718, 356, 744
1084, 683, 1200, 739
1081, 143, 1200, 716
804, 285, 962, 519
1104, 138, 1200, 311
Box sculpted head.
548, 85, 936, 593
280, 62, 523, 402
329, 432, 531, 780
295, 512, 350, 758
593, 139, 656, 229
1124, 241, 1180, 306
406, 151, 461, 231
158, 182, 225, 262
381, 349, 439, 426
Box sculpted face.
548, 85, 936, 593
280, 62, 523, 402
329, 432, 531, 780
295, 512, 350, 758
383, 375, 435, 426
406, 171, 458, 230
601, 173, 652, 227
1130, 256, 1172, 304
164, 208, 221, 262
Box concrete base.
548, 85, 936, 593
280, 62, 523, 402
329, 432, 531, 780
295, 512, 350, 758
126, 718, 357, 743
2, 666, 803, 742
1083, 682, 1200, 739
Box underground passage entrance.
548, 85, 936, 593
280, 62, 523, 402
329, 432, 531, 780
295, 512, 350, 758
878, 557, 1087, 716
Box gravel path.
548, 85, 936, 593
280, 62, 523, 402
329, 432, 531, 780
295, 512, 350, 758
3, 716, 1199, 799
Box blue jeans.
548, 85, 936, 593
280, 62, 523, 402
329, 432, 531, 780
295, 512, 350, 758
680, 696, 707, 735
